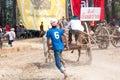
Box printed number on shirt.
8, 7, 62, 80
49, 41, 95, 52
54, 32, 59, 39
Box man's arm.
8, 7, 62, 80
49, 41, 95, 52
13, 32, 16, 40
64, 21, 71, 29
3, 32, 8, 38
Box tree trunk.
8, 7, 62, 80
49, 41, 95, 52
105, 0, 111, 22
3, 0, 6, 25
112, 0, 115, 18
12, 0, 16, 28
0, 0, 2, 26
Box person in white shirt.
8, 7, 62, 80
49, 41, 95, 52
65, 16, 84, 44
4, 28, 16, 47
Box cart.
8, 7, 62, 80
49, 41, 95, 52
111, 27, 120, 48
93, 23, 110, 49
97, 23, 120, 48
43, 21, 92, 64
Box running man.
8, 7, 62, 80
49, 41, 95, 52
46, 18, 68, 79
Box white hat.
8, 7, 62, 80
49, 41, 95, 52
11, 28, 15, 31
50, 18, 58, 26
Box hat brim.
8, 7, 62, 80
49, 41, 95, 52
51, 23, 58, 26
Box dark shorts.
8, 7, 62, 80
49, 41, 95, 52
8, 40, 14, 45
69, 29, 81, 42
69, 29, 81, 34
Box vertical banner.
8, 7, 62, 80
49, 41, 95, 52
17, 0, 66, 30
70, 0, 81, 19
94, 0, 104, 21
70, 0, 90, 19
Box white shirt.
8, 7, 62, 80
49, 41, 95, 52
65, 20, 84, 32
118, 27, 120, 32
5, 31, 16, 40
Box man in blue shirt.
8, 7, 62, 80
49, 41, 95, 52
46, 18, 68, 79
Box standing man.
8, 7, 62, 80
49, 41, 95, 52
40, 21, 44, 31
5, 23, 11, 32
4, 28, 16, 47
40, 21, 45, 37
89, 21, 95, 32
46, 18, 68, 79
65, 16, 84, 44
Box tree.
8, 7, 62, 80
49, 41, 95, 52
0, 0, 2, 26
105, 0, 111, 22
111, 0, 115, 18
12, 0, 16, 28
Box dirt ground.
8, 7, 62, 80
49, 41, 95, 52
0, 38, 120, 80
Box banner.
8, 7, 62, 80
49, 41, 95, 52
17, 0, 66, 30
70, 0, 81, 19
94, 0, 104, 21
81, 0, 90, 7
71, 0, 104, 21
80, 7, 101, 21
71, 0, 90, 19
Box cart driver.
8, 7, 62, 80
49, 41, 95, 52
64, 16, 84, 44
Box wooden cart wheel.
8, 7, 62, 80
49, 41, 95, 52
111, 28, 120, 48
95, 27, 110, 49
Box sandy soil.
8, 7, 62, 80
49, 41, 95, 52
0, 38, 120, 80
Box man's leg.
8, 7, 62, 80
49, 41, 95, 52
74, 30, 80, 45
8, 40, 11, 45
68, 29, 72, 44
54, 50, 67, 79
60, 51, 66, 68
8, 40, 13, 47
75, 34, 78, 42
54, 50, 65, 72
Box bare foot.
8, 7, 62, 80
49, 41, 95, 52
64, 74, 67, 79
63, 72, 68, 80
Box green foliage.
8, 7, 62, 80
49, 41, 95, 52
0, 0, 20, 26
115, 1, 120, 19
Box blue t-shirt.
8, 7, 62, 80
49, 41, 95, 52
46, 27, 64, 50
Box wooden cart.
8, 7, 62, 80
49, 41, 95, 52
64, 22, 92, 63
98, 23, 120, 48
84, 22, 110, 49
43, 22, 92, 64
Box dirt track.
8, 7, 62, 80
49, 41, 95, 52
0, 38, 120, 80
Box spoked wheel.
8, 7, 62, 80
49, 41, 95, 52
95, 27, 110, 49
111, 28, 120, 48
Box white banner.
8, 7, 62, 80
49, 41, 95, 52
80, 7, 101, 21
